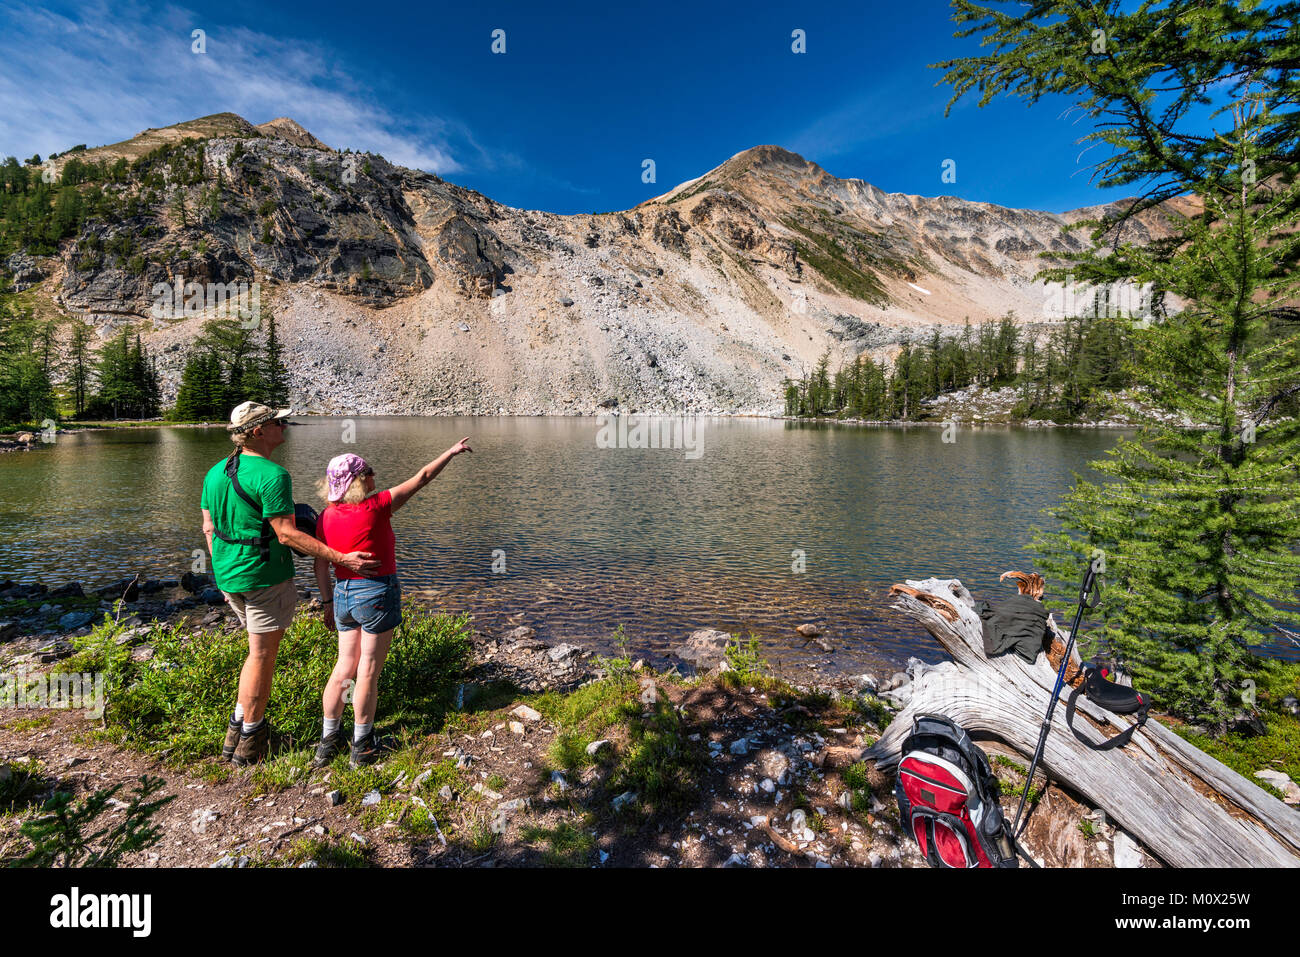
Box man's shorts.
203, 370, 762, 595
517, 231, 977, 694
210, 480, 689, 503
333, 574, 402, 635
223, 579, 298, 635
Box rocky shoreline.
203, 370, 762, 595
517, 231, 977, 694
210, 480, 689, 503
0, 575, 230, 653
0, 405, 1142, 453
0, 574, 865, 694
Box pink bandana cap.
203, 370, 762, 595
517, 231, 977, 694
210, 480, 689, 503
326, 453, 371, 502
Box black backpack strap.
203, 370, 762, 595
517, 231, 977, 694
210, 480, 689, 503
1066, 681, 1149, 751
212, 528, 268, 547
217, 449, 273, 561
1013, 839, 1041, 868
923, 818, 941, 868
224, 449, 262, 510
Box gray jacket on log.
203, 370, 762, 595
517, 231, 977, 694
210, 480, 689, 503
977, 594, 1049, 664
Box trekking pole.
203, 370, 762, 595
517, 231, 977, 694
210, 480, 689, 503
1010, 562, 1097, 837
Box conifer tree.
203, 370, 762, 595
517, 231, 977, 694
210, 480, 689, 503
197, 319, 258, 408
784, 381, 800, 417
261, 313, 291, 407
937, 0, 1300, 730
92, 329, 131, 419
66, 319, 93, 417
0, 288, 56, 425
173, 354, 203, 421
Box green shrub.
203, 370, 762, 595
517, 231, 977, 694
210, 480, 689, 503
722, 634, 769, 685
0, 759, 52, 815
842, 761, 871, 792
9, 775, 172, 867
98, 606, 471, 764
381, 609, 473, 717
851, 693, 893, 730
591, 624, 634, 681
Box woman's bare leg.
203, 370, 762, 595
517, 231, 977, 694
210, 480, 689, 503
352, 628, 395, 727
324, 629, 362, 722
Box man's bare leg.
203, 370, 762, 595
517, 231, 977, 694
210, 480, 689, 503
238, 628, 285, 724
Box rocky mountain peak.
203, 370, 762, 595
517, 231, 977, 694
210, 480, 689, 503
719, 144, 814, 175
256, 117, 331, 151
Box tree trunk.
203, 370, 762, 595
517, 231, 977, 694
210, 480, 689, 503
855, 577, 1300, 868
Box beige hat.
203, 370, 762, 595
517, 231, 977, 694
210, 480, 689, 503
228, 400, 293, 433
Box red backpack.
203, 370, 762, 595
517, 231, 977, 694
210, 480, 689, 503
895, 714, 1025, 868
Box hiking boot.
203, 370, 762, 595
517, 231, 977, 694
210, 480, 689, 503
221, 716, 242, 761
312, 726, 350, 769
350, 729, 383, 768
232, 721, 271, 767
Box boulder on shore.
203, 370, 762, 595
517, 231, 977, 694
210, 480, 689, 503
58, 610, 94, 631
673, 628, 733, 669
181, 571, 212, 594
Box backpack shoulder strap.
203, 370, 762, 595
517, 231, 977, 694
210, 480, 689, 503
216, 449, 273, 560
225, 449, 264, 512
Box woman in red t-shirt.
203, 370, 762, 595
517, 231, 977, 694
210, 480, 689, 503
311, 438, 472, 767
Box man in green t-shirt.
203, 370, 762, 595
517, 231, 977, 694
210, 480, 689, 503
201, 401, 380, 765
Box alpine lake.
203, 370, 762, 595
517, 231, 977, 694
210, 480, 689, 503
0, 416, 1128, 678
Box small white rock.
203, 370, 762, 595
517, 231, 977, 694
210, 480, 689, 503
1114, 830, 1145, 868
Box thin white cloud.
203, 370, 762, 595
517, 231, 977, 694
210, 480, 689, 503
0, 0, 463, 173
785, 79, 967, 162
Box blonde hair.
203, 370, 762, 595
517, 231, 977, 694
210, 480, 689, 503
315, 475, 371, 506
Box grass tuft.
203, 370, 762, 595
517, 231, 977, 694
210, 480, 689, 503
282, 834, 370, 868
521, 818, 594, 867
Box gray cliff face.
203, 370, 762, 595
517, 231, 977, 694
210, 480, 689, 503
15, 119, 1186, 416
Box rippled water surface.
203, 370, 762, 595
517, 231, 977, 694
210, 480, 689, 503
0, 417, 1124, 675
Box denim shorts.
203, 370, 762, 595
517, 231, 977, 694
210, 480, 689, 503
333, 574, 402, 634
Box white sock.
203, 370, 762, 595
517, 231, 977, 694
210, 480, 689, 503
242, 718, 263, 734
232, 703, 245, 723
323, 717, 341, 738
354, 722, 372, 743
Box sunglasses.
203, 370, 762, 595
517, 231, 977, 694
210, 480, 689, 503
360, 467, 374, 477
242, 418, 289, 434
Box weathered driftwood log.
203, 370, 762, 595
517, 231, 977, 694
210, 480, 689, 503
858, 577, 1300, 868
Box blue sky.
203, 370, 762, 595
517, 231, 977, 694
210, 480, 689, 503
0, 0, 1197, 214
